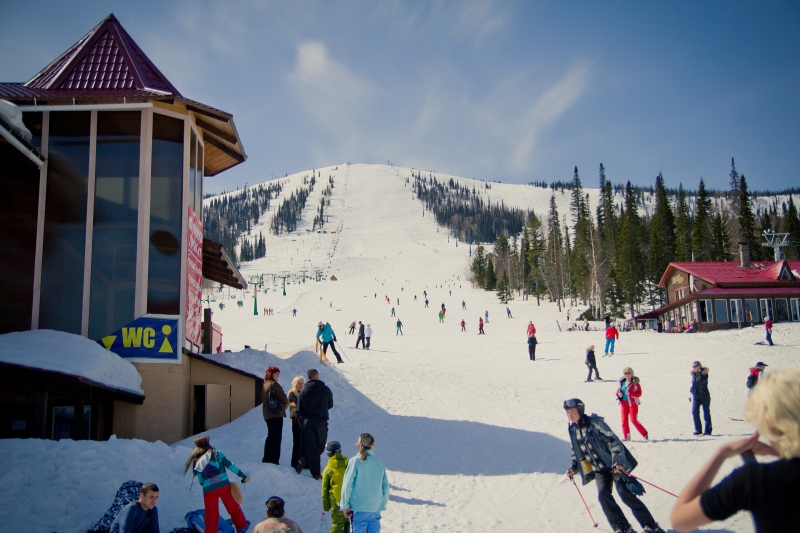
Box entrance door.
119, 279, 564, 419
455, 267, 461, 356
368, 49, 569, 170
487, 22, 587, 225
206, 384, 231, 430
760, 299, 774, 321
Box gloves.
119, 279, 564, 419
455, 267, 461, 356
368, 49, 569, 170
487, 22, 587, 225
333, 336, 337, 342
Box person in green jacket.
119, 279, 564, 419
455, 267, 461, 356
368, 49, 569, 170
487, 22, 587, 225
322, 441, 350, 533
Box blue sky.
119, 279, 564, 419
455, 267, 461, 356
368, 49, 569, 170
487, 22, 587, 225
2, 1, 798, 194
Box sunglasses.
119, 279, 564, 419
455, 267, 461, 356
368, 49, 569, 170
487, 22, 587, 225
623, 372, 631, 375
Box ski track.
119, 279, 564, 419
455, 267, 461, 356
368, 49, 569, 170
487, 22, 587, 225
3, 164, 797, 532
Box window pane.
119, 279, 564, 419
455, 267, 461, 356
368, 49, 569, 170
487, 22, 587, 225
730, 299, 742, 323
791, 299, 800, 322
714, 300, 728, 323
0, 113, 41, 333
148, 114, 184, 314
744, 299, 758, 323
88, 112, 141, 340
775, 299, 789, 322
40, 111, 91, 333
699, 300, 711, 322
760, 299, 773, 321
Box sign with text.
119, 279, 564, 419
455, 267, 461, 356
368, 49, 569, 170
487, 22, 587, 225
98, 316, 179, 359
186, 206, 203, 346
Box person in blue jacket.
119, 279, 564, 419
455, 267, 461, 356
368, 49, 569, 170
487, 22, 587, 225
341, 433, 389, 533
110, 483, 160, 533
317, 322, 344, 364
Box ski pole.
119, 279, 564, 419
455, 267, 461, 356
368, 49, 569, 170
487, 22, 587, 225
335, 340, 350, 361
621, 470, 678, 498
570, 476, 598, 527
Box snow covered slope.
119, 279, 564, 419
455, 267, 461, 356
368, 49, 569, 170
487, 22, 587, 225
2, 163, 799, 533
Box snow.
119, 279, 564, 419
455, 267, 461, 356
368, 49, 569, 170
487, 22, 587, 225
0, 99, 33, 143
3, 164, 800, 532
0, 329, 143, 396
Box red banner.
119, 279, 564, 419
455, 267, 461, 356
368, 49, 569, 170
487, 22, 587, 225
186, 206, 203, 346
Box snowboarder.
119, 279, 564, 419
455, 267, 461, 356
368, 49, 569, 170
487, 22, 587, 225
109, 483, 160, 533
764, 317, 774, 346
262, 366, 289, 464
564, 399, 666, 533
254, 497, 303, 533
183, 436, 250, 533
527, 333, 537, 360
365, 324, 372, 349
396, 319, 403, 335
604, 324, 619, 356
746, 362, 768, 391
317, 322, 344, 364
585, 345, 600, 381
322, 441, 349, 533
297, 368, 334, 480
356, 321, 366, 349
460, 319, 466, 332
506, 307, 512, 318
348, 321, 357, 335
690, 361, 712, 436
340, 433, 390, 533
616, 367, 648, 441
478, 317, 485, 334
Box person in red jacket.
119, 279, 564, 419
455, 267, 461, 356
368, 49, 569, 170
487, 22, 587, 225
478, 317, 485, 334
764, 318, 773, 346
460, 319, 466, 332
604, 324, 619, 356
527, 321, 536, 336
616, 367, 649, 441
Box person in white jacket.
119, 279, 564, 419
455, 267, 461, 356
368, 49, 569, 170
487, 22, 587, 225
340, 433, 389, 533
364, 324, 372, 350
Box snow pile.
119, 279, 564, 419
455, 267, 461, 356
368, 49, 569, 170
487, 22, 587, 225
0, 99, 33, 143
0, 329, 143, 395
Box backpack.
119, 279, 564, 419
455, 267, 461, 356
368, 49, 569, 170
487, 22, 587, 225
746, 373, 757, 390
267, 386, 282, 413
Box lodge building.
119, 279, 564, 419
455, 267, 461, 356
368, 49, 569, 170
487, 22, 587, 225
0, 14, 262, 444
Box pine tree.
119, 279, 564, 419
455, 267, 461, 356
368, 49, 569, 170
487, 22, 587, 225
525, 212, 545, 304
738, 175, 761, 261
545, 194, 565, 304
674, 184, 693, 261
496, 270, 512, 303
649, 173, 676, 301
692, 178, 713, 260
617, 181, 645, 315
597, 164, 618, 261
710, 211, 733, 261
484, 255, 497, 290
727, 158, 740, 243
784, 196, 800, 260
471, 245, 487, 287
569, 167, 591, 303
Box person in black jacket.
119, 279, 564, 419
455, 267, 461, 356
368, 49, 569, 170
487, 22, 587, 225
690, 361, 712, 436
527, 333, 537, 360
297, 368, 334, 479
585, 345, 601, 381
356, 321, 366, 349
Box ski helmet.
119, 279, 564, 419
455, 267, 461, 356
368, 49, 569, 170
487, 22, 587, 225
325, 441, 341, 456
563, 398, 585, 415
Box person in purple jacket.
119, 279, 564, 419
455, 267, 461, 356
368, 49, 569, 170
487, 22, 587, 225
110, 483, 160, 533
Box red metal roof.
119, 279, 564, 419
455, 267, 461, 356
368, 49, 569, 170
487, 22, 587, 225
25, 14, 181, 96
659, 261, 800, 287
0, 83, 170, 100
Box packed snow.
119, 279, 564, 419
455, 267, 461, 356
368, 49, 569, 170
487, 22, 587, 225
0, 329, 143, 396
2, 164, 798, 533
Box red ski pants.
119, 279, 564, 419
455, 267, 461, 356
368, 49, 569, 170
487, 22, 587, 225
620, 401, 648, 438
203, 484, 247, 533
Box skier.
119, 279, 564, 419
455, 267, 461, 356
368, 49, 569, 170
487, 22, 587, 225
364, 324, 372, 349
322, 442, 349, 533
462, 300, 466, 310
424, 299, 429, 308
764, 317, 773, 346
527, 333, 537, 360
438, 311, 444, 323
340, 433, 390, 533
616, 367, 648, 441
184, 436, 250, 533
391, 307, 395, 317
297, 368, 334, 480
506, 307, 512, 318
293, 308, 297, 317
526, 321, 536, 336
356, 321, 366, 349
460, 319, 466, 332
317, 322, 344, 364
604, 324, 619, 356
478, 317, 485, 334
585, 345, 601, 381
348, 321, 356, 335
564, 399, 666, 533
485, 310, 489, 323
397, 297, 400, 305
396, 318, 403, 335
746, 362, 768, 391
109, 483, 160, 533
690, 361, 712, 436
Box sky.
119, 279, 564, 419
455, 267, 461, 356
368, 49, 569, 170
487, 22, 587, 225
1, 0, 799, 194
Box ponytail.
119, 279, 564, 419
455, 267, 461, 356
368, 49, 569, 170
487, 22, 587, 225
183, 435, 213, 475
357, 433, 375, 461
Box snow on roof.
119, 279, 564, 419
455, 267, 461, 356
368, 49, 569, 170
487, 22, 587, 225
660, 260, 800, 287
0, 99, 33, 143
0, 330, 143, 396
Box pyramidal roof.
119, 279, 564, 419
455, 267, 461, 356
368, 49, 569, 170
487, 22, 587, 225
25, 13, 181, 96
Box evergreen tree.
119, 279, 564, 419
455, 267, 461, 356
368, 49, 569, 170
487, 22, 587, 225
484, 255, 497, 290
649, 173, 676, 295
617, 181, 645, 315
692, 178, 713, 260
727, 158, 740, 243
524, 212, 545, 304
784, 196, 800, 260
710, 211, 733, 261
597, 164, 618, 261
674, 184, 693, 261
544, 195, 565, 303
738, 175, 762, 261
569, 167, 591, 303
497, 270, 512, 303
471, 245, 487, 287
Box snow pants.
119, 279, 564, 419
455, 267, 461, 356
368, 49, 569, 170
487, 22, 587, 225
322, 341, 343, 363
396, 326, 403, 335
290, 416, 305, 470
620, 401, 648, 438
604, 338, 615, 355
203, 485, 247, 533
586, 363, 600, 380
595, 471, 657, 531
329, 504, 350, 533
692, 395, 712, 434
263, 417, 283, 464
351, 512, 381, 533
303, 416, 328, 478
356, 334, 365, 348
365, 337, 371, 349
766, 331, 773, 346
528, 345, 536, 361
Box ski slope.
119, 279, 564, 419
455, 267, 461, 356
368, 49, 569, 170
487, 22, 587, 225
2, 163, 799, 533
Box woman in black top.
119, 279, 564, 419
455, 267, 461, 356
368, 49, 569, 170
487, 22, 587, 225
670, 369, 800, 533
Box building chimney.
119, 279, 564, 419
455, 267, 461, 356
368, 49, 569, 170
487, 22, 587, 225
738, 241, 750, 268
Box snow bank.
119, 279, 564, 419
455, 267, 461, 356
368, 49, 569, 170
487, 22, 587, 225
0, 330, 143, 395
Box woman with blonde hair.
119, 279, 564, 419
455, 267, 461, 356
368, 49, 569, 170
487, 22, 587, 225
615, 366, 649, 441
671, 369, 800, 533
340, 433, 390, 533
288, 375, 306, 473
183, 435, 250, 533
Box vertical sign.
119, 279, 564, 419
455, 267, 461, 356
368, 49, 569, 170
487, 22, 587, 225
186, 206, 203, 346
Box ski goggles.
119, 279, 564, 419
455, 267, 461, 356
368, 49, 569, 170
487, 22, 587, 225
563, 399, 582, 410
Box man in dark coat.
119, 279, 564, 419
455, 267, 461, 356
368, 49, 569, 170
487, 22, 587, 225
690, 361, 712, 435
564, 398, 665, 533
527, 334, 537, 361
355, 321, 366, 349
297, 368, 334, 479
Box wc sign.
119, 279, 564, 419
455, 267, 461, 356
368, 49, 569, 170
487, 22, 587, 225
98, 317, 179, 360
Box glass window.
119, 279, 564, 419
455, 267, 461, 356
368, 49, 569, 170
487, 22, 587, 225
699, 300, 713, 322
189, 129, 197, 213
88, 112, 141, 340
730, 299, 743, 324
40, 111, 91, 333
148, 114, 184, 315
51, 405, 91, 441
714, 300, 729, 323
791, 299, 800, 322
774, 299, 789, 322
760, 299, 773, 322
744, 299, 759, 323
0, 112, 41, 333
